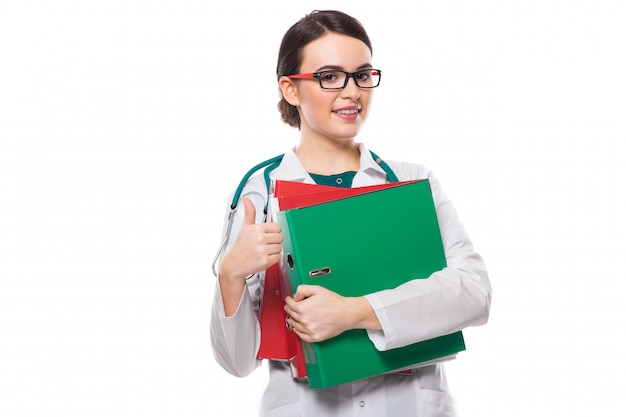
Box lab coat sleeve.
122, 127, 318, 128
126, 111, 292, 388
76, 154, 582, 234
364, 163, 492, 351
210, 279, 262, 377
209, 185, 267, 377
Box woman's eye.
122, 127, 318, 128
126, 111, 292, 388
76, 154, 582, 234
320, 72, 338, 81
356, 71, 371, 81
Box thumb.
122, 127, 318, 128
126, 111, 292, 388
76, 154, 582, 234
241, 197, 257, 225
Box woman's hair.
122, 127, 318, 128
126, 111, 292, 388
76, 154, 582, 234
276, 10, 373, 129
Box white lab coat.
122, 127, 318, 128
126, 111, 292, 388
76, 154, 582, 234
210, 144, 492, 417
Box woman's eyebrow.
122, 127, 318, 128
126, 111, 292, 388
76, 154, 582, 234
314, 63, 373, 72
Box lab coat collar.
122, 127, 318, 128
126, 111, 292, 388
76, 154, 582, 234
270, 143, 389, 186
270, 147, 311, 184
356, 143, 389, 178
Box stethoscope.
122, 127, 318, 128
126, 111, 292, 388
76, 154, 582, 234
211, 151, 399, 277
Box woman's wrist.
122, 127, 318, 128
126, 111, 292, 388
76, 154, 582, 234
218, 253, 248, 285
218, 259, 248, 316
350, 296, 382, 330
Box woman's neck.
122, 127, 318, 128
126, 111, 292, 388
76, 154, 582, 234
296, 135, 361, 175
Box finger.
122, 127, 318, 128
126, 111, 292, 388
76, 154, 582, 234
266, 243, 283, 256
286, 316, 306, 335
261, 233, 283, 247
269, 232, 284, 245
283, 297, 303, 319
261, 222, 282, 234
283, 296, 297, 311
264, 254, 282, 269
294, 284, 318, 302
241, 197, 257, 225
292, 327, 314, 343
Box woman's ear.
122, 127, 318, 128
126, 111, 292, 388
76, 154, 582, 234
279, 76, 300, 107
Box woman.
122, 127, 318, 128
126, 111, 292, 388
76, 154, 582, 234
211, 10, 492, 416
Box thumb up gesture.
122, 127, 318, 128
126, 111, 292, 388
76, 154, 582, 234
219, 197, 284, 284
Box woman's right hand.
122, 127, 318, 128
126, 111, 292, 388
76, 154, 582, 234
218, 197, 283, 315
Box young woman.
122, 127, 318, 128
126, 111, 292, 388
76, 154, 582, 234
211, 10, 492, 417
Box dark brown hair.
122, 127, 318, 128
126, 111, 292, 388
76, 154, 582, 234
276, 10, 373, 129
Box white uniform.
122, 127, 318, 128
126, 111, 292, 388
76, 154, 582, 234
211, 144, 492, 417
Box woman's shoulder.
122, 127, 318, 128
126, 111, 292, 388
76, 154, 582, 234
240, 173, 268, 199
386, 159, 436, 182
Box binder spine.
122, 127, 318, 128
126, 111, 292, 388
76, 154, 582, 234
277, 210, 318, 378
279, 210, 304, 297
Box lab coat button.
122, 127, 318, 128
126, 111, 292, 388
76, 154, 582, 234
359, 401, 365, 407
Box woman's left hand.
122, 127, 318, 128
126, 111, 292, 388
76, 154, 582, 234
283, 285, 380, 343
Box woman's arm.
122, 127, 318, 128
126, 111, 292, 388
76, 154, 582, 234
284, 285, 381, 343
283, 164, 491, 349
210, 190, 283, 377
219, 197, 283, 316
364, 168, 492, 350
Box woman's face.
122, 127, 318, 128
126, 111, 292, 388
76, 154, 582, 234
290, 32, 375, 144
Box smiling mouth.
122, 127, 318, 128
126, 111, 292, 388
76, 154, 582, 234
334, 108, 360, 115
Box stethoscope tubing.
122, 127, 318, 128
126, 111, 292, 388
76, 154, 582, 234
211, 154, 284, 277
211, 151, 397, 277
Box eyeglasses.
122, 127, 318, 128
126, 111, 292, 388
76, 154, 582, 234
287, 69, 381, 90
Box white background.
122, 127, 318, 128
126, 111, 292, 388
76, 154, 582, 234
1, 1, 624, 416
